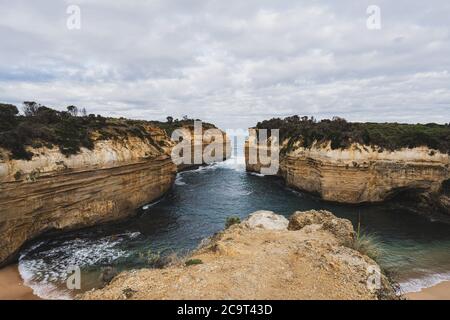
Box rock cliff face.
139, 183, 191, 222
246, 138, 450, 209
0, 126, 229, 265
81, 210, 396, 300
0, 127, 177, 266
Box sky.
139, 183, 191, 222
0, 0, 449, 129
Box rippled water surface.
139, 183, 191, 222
18, 152, 450, 299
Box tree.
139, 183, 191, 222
166, 116, 173, 124
67, 105, 78, 117
35, 106, 58, 124
0, 103, 19, 118
0, 103, 19, 131
23, 101, 39, 117
81, 108, 87, 117
182, 115, 188, 121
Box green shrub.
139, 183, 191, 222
225, 216, 241, 229
138, 250, 162, 266
0, 102, 217, 160
256, 116, 450, 154
185, 259, 203, 266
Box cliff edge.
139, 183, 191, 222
246, 117, 450, 214
81, 210, 396, 300
0, 103, 230, 266
0, 128, 177, 266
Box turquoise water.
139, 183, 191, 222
18, 152, 450, 299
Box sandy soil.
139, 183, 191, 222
0, 265, 40, 300
406, 281, 450, 300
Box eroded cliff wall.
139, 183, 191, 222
0, 130, 177, 265
0, 125, 231, 265
246, 139, 450, 206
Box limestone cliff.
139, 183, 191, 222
246, 137, 450, 210
0, 126, 177, 266
0, 125, 230, 266
81, 210, 396, 300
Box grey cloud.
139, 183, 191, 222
0, 0, 449, 129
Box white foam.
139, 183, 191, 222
18, 263, 73, 300
177, 155, 246, 177
18, 232, 138, 300
399, 272, 450, 294
215, 156, 246, 172
142, 197, 164, 209
175, 175, 186, 186
248, 171, 265, 177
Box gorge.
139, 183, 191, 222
1, 108, 450, 300
0, 107, 229, 267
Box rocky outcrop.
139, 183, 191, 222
0, 126, 230, 265
288, 210, 356, 247
246, 138, 450, 210
81, 210, 396, 300
0, 128, 177, 265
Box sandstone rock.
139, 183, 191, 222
438, 194, 450, 213
0, 126, 230, 266
246, 139, 450, 207
243, 210, 289, 230
81, 210, 396, 300
288, 210, 355, 246
0, 140, 176, 264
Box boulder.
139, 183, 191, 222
243, 211, 289, 230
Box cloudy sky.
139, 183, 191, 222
0, 0, 449, 129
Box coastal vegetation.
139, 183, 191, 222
0, 102, 215, 160
256, 116, 450, 154
225, 216, 241, 229
185, 259, 203, 266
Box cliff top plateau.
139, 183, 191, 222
0, 101, 217, 161
255, 115, 450, 155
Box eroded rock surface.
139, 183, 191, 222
81, 210, 396, 300
243, 210, 289, 230
246, 139, 450, 212
0, 129, 177, 265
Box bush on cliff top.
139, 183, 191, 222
256, 116, 450, 154
0, 102, 215, 160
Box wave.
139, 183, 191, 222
248, 172, 265, 177
178, 155, 247, 177
215, 156, 246, 172
399, 271, 450, 294
175, 175, 186, 186
18, 263, 73, 300
142, 198, 164, 210
18, 232, 139, 300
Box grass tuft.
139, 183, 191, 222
225, 216, 241, 229
351, 212, 384, 262
185, 259, 203, 266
